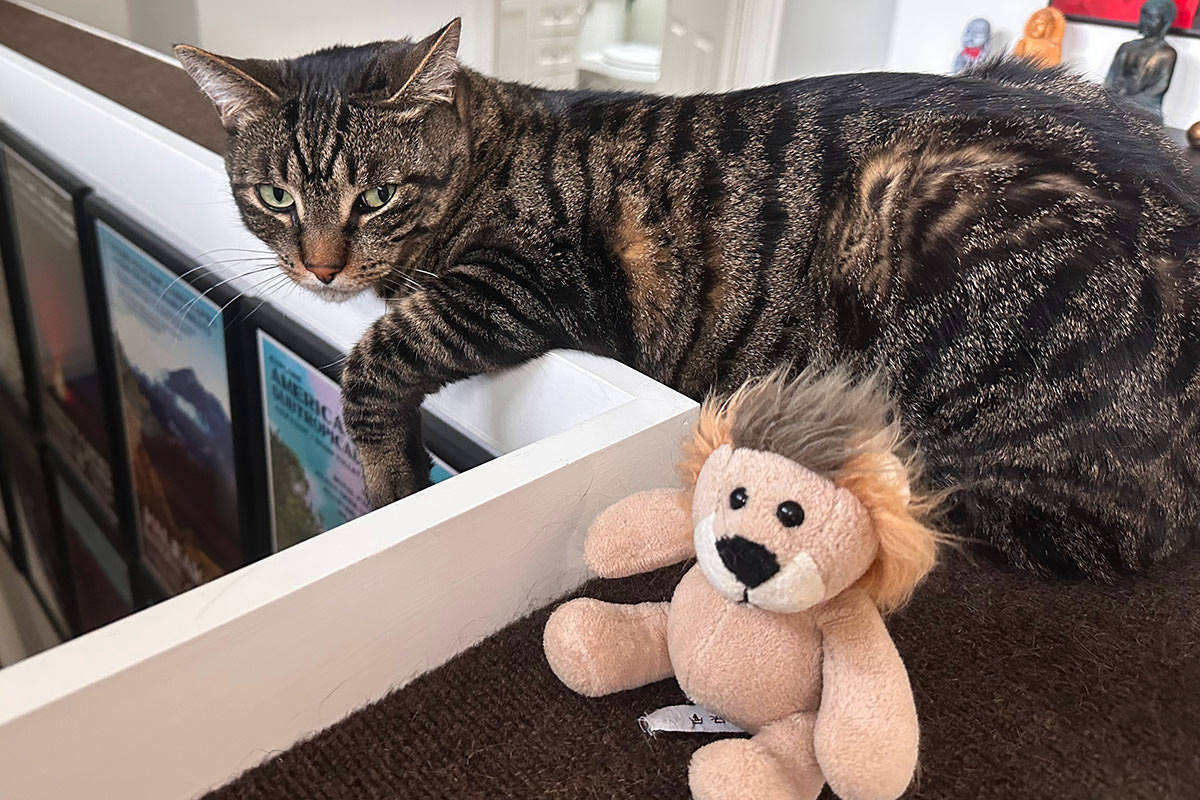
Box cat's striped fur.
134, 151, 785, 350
178, 21, 1200, 580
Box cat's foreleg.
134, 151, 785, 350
341, 262, 566, 507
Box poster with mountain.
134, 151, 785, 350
3, 146, 113, 513
97, 221, 240, 596
257, 331, 458, 551
258, 332, 374, 551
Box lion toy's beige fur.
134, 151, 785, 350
543, 368, 945, 800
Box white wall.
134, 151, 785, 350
193, 0, 496, 69
26, 0, 496, 69
23, 0, 131, 38
885, 0, 1200, 129
629, 0, 666, 46
126, 0, 198, 55
774, 0, 899, 80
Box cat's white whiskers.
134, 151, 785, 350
206, 271, 292, 329
318, 352, 351, 372
152, 258, 278, 312
167, 265, 280, 339
224, 274, 294, 328
192, 246, 275, 257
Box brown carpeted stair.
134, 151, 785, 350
203, 549, 1200, 800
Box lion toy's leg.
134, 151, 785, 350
543, 598, 673, 696
689, 711, 824, 800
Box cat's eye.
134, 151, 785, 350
729, 487, 748, 510
256, 184, 295, 210
358, 184, 398, 210
776, 501, 805, 528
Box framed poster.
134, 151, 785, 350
1050, 0, 1200, 32
255, 328, 374, 551
0, 445, 16, 557
89, 199, 250, 596
55, 473, 134, 634
0, 145, 36, 417
244, 303, 495, 552
0, 129, 117, 520
0, 470, 8, 552
0, 233, 26, 412
0, 393, 30, 565
0, 412, 73, 636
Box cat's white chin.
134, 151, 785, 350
302, 280, 367, 303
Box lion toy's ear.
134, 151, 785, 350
877, 451, 911, 507
835, 439, 943, 613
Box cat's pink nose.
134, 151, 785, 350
306, 265, 341, 284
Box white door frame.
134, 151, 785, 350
724, 0, 785, 90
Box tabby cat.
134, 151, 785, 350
176, 19, 1200, 580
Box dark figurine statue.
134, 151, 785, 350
1105, 0, 1178, 122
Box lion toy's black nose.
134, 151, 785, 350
715, 536, 780, 588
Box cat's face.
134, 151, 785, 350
177, 20, 466, 301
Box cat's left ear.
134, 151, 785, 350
384, 18, 461, 105
175, 45, 282, 130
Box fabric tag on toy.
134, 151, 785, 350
639, 704, 747, 735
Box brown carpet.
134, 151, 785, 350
204, 549, 1200, 800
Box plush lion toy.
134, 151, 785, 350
543, 368, 944, 800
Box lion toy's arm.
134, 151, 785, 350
583, 488, 695, 578
813, 589, 919, 800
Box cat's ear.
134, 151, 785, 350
174, 45, 282, 130
384, 18, 461, 105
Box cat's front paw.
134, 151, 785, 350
356, 438, 432, 508
340, 331, 432, 508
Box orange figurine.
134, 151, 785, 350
1014, 7, 1066, 67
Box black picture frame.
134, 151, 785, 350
84, 196, 257, 598
239, 300, 497, 553
0, 124, 126, 533
0, 406, 78, 637
0, 389, 31, 572
43, 444, 128, 568
0, 131, 47, 426
134, 562, 169, 606
53, 469, 135, 634
0, 155, 35, 425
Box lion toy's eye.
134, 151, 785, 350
729, 487, 748, 509
776, 500, 805, 528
